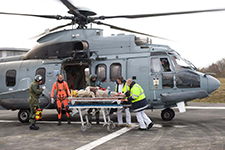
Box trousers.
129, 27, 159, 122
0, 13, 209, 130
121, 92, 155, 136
28, 97, 40, 125
117, 108, 131, 125
57, 98, 70, 119
136, 110, 152, 129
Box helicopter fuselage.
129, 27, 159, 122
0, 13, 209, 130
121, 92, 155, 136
0, 28, 220, 122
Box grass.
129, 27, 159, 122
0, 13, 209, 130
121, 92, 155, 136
192, 78, 225, 103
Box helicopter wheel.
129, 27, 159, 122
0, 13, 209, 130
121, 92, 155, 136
161, 108, 175, 121
18, 109, 30, 123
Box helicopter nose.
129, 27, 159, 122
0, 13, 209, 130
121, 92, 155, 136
207, 75, 220, 94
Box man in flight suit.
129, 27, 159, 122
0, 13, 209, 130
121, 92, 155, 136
51, 75, 71, 125
28, 75, 45, 130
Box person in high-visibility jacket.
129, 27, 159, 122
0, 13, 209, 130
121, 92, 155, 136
125, 79, 154, 130
51, 75, 71, 125
115, 76, 131, 127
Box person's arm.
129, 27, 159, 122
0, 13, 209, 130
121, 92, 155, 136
65, 82, 71, 97
31, 83, 43, 95
127, 87, 140, 102
51, 83, 56, 98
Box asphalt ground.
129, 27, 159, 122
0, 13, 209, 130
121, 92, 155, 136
0, 102, 225, 150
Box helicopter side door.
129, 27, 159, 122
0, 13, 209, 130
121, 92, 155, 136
149, 56, 174, 106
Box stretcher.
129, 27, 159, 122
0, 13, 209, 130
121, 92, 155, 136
68, 97, 124, 132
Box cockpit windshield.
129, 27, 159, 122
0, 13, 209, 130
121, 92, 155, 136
170, 52, 196, 71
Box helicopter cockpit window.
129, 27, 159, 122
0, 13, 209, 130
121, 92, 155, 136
95, 64, 106, 82
6, 70, 16, 87
170, 54, 195, 71
160, 58, 171, 72
36, 68, 46, 85
151, 58, 161, 73
176, 71, 200, 88
110, 63, 121, 82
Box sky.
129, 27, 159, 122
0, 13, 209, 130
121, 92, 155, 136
0, 0, 225, 68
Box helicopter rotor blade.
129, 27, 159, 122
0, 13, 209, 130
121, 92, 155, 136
97, 8, 225, 20
0, 12, 64, 20
60, 0, 86, 19
94, 21, 171, 41
30, 22, 73, 39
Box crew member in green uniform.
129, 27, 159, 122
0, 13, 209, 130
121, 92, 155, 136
28, 75, 45, 130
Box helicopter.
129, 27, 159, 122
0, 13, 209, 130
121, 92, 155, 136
0, 0, 222, 123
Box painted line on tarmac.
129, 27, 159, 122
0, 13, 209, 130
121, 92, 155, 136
75, 124, 137, 150
185, 106, 225, 110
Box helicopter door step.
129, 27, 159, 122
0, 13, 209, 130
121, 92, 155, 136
176, 101, 186, 113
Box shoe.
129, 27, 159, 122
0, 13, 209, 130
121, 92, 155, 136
67, 118, 71, 124
96, 121, 100, 125
126, 124, 132, 128
29, 124, 39, 130
58, 119, 61, 126
147, 122, 154, 130
117, 124, 123, 127
138, 128, 147, 130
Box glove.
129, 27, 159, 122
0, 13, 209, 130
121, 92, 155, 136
42, 86, 46, 90
51, 98, 55, 104
125, 91, 130, 97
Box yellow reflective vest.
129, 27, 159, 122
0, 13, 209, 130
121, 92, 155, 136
115, 82, 130, 93
130, 83, 146, 103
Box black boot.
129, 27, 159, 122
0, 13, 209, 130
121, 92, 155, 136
29, 124, 39, 130
67, 118, 71, 124
147, 122, 154, 130
58, 119, 61, 126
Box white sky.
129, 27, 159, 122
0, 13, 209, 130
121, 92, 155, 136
0, 0, 225, 68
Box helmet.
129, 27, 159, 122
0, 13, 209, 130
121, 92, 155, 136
90, 74, 97, 79
35, 75, 43, 82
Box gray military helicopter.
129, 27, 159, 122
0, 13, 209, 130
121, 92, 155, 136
0, 0, 222, 123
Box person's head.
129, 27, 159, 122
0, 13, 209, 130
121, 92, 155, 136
90, 74, 97, 81
126, 78, 133, 87
34, 75, 43, 85
116, 76, 124, 85
57, 74, 64, 83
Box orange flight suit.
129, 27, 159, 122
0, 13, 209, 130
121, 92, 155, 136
51, 81, 71, 120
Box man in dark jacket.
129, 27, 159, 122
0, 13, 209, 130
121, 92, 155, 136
86, 74, 100, 124
125, 79, 154, 130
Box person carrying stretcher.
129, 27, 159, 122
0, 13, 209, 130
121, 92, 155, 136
51, 74, 71, 125
86, 74, 100, 124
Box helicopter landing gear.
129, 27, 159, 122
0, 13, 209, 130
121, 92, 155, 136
18, 109, 30, 123
161, 108, 175, 121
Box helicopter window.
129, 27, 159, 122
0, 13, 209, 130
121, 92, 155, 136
160, 58, 171, 72
171, 55, 194, 71
162, 73, 173, 88
95, 64, 106, 82
151, 58, 161, 72
36, 68, 46, 85
176, 71, 200, 88
6, 70, 16, 87
110, 63, 121, 82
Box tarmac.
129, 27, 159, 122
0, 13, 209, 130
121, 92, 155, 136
0, 102, 225, 150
